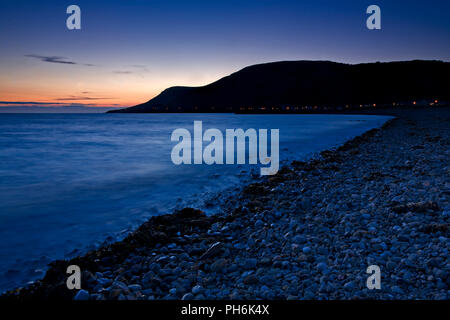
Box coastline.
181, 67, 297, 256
2, 107, 449, 300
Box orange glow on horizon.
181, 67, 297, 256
0, 62, 215, 109
0, 84, 159, 108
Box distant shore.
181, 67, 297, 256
2, 107, 449, 300
108, 105, 449, 115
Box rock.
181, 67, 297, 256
255, 220, 264, 228
293, 235, 307, 244
303, 289, 315, 299
192, 285, 204, 295
245, 258, 258, 269
74, 289, 90, 301
108, 289, 123, 300
142, 272, 161, 289
97, 277, 112, 286
210, 258, 228, 273
142, 289, 153, 296
128, 284, 142, 292
149, 263, 161, 273
343, 281, 355, 290
156, 255, 169, 263
302, 246, 312, 254
392, 286, 404, 294
316, 262, 328, 274
260, 285, 269, 292
392, 201, 439, 213
111, 281, 129, 293
182, 293, 194, 300
82, 271, 97, 285
233, 243, 246, 249
243, 274, 259, 285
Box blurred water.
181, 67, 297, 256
0, 113, 391, 292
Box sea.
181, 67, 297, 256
0, 113, 392, 292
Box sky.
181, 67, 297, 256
0, 0, 449, 110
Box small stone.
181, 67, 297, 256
245, 258, 257, 269
210, 258, 228, 273
243, 274, 259, 285
182, 293, 194, 300
74, 289, 90, 301
149, 263, 161, 273
316, 262, 328, 273
343, 281, 355, 290
108, 289, 123, 299
392, 286, 404, 294
128, 284, 142, 292
255, 220, 264, 228
293, 235, 307, 244
192, 285, 204, 295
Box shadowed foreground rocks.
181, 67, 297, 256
2, 107, 449, 300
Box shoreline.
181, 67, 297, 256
2, 107, 449, 300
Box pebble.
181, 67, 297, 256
74, 290, 90, 301
192, 285, 203, 295
302, 246, 312, 254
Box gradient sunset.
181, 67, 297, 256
1, 0, 450, 111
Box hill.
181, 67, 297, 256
109, 60, 450, 113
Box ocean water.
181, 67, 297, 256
0, 113, 392, 292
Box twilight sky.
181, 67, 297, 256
1, 0, 449, 110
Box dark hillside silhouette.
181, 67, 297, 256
109, 60, 450, 113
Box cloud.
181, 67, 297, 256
0, 101, 119, 107
113, 65, 150, 76
129, 65, 150, 72
1, 93, 116, 107
0, 105, 122, 113
25, 54, 77, 65
55, 96, 115, 101
0, 101, 65, 105
113, 65, 151, 77
25, 54, 96, 66
113, 70, 134, 74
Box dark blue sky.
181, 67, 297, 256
1, 0, 449, 108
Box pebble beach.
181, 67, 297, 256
2, 107, 449, 300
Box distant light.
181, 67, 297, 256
435, 100, 438, 103
413, 101, 416, 105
